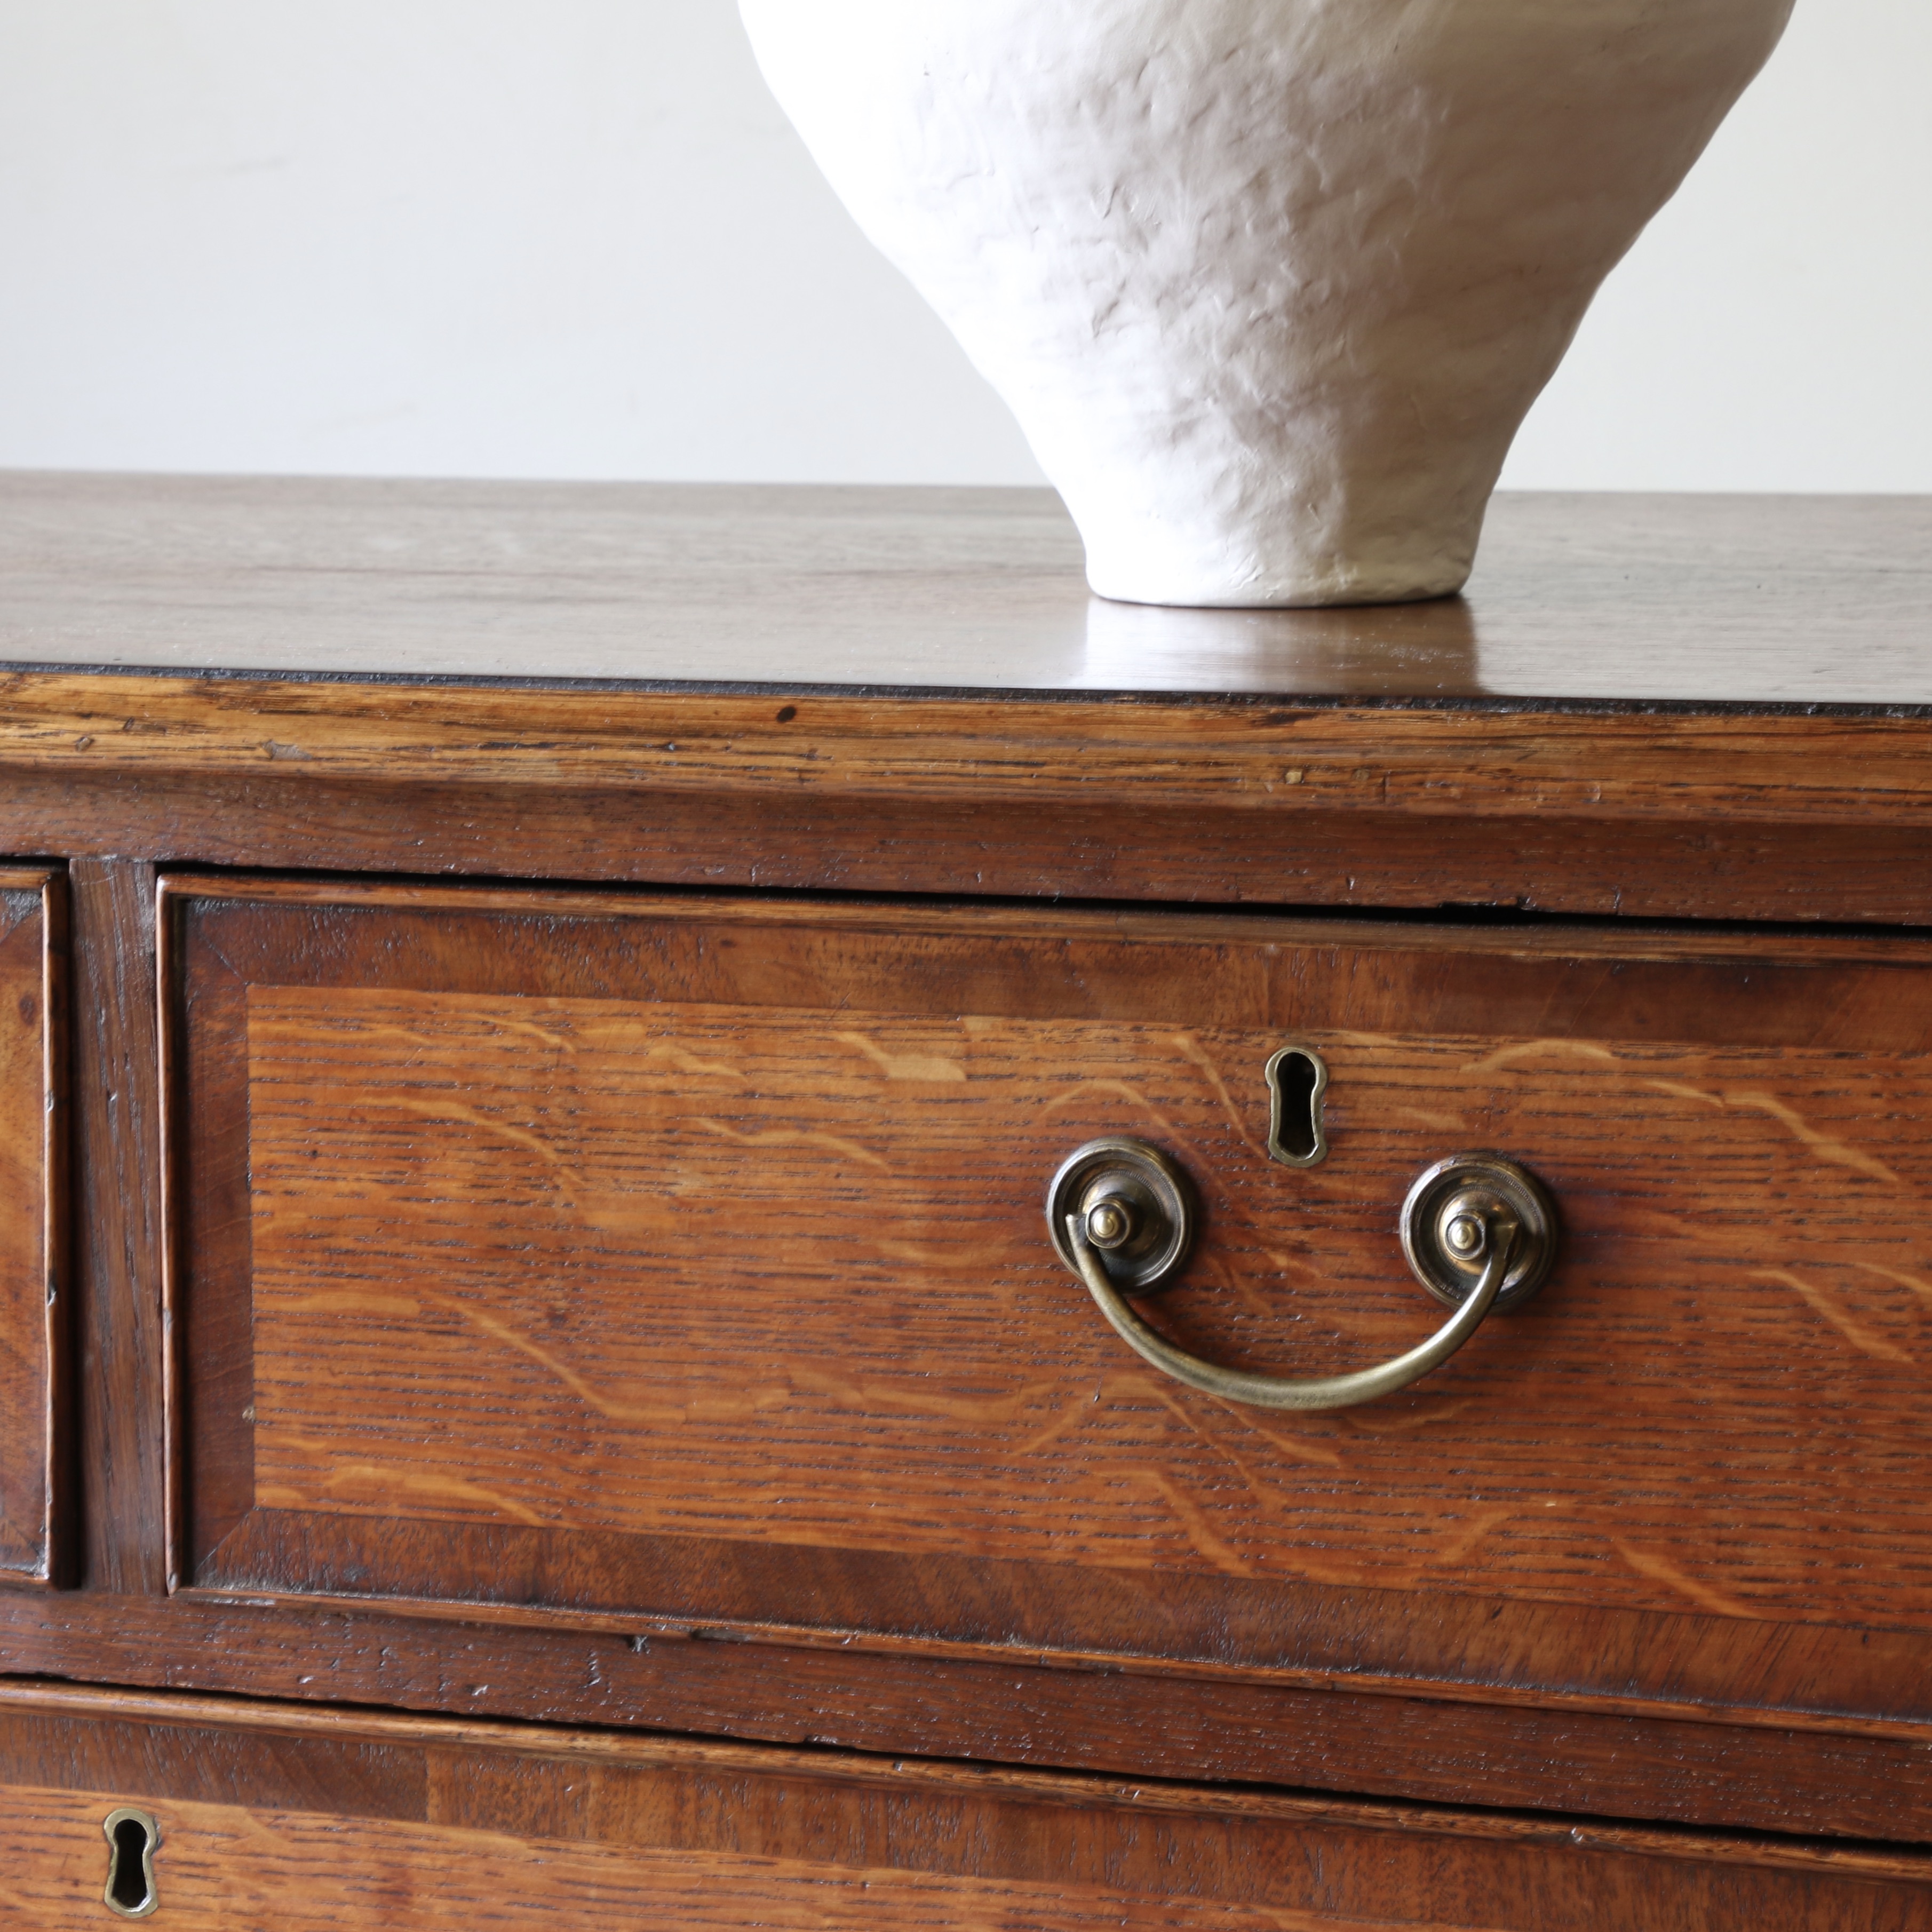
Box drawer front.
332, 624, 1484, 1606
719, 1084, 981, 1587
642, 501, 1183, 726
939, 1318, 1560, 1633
164, 879, 1932, 1719
4, 1684, 1928, 1931
0, 870, 64, 1586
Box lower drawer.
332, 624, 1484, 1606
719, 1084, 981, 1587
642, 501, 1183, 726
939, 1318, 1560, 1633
2, 1685, 1927, 1930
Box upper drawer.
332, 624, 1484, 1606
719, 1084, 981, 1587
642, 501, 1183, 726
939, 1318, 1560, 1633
0, 870, 64, 1588
161, 878, 1932, 1722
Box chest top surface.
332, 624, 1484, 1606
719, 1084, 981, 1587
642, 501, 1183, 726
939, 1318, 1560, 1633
2, 474, 1928, 709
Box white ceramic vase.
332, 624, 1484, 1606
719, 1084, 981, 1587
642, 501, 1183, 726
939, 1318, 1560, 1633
740, 0, 1794, 608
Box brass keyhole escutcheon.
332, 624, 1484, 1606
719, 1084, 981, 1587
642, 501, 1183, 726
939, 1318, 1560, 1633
102, 1807, 160, 1919
1265, 1044, 1329, 1167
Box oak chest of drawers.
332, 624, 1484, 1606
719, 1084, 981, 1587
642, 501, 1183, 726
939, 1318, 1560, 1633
4, 474, 1932, 1926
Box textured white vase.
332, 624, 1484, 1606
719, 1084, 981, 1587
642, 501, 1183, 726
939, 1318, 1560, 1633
740, 0, 1794, 608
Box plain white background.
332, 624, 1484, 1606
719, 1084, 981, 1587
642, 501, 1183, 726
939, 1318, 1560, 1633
1, 0, 1926, 491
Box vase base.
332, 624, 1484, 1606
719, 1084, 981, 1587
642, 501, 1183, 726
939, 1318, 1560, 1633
1084, 553, 1476, 612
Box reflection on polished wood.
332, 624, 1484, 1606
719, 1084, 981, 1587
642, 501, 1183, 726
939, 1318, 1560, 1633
2, 474, 1928, 702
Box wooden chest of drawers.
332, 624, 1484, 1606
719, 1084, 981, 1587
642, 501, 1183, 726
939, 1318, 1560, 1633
4, 475, 1932, 1925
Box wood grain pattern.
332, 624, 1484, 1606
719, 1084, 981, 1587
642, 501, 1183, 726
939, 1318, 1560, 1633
11, 763, 1932, 929
72, 859, 168, 1596
12, 669, 1932, 828
10, 1586, 1932, 1842
8, 524, 1932, 926
14, 483, 1932, 1866
164, 879, 1932, 1726
2, 475, 1929, 703
1, 1683, 1927, 1930
0, 869, 65, 1585
6, 476, 1932, 936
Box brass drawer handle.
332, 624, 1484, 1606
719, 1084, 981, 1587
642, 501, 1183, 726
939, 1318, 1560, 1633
1048, 1142, 1556, 1413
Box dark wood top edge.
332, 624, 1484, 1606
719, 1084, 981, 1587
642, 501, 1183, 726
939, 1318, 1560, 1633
6, 656, 1931, 721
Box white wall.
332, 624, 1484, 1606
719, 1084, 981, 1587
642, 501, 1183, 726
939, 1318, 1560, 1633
0, 0, 1925, 490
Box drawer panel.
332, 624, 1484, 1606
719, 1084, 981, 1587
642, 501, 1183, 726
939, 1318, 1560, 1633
4, 1684, 1928, 1930
0, 870, 65, 1586
163, 879, 1932, 1717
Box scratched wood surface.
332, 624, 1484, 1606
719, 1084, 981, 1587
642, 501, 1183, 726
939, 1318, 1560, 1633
10, 729, 1932, 929
164, 879, 1932, 1723
9, 1589, 1932, 1840
2, 1684, 1927, 1930
0, 870, 64, 1585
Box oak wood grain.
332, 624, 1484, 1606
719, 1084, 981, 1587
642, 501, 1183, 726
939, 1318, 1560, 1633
14, 671, 1932, 828
1, 1684, 1927, 1930
2, 475, 1929, 704
0, 870, 64, 1586
164, 879, 1932, 1732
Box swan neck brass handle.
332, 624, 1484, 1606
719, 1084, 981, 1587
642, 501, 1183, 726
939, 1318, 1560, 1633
1067, 1207, 1519, 1413
1048, 1142, 1556, 1413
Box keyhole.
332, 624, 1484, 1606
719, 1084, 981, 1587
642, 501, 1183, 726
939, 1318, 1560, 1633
1265, 1045, 1329, 1167
102, 1808, 158, 1918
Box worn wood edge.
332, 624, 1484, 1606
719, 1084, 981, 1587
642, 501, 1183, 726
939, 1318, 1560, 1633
69, 860, 168, 1595
11, 674, 1932, 828
14, 773, 1932, 926
161, 884, 283, 1585
2, 1679, 1926, 1882
0, 871, 63, 1587
37, 873, 67, 1589
166, 1582, 1932, 1750
156, 873, 186, 1597
157, 872, 1932, 970
12, 1587, 1932, 1843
